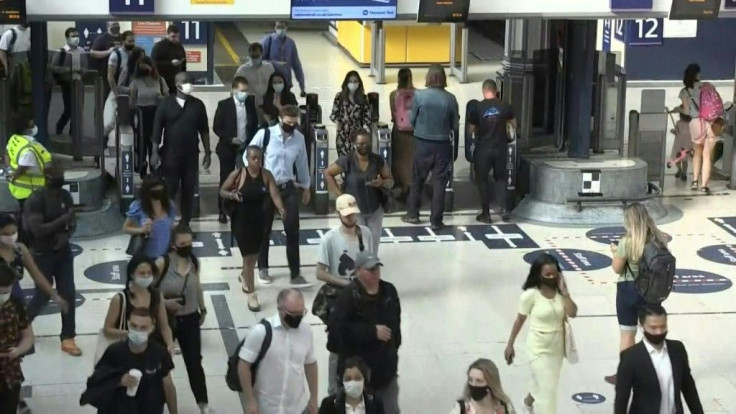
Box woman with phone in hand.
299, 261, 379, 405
123, 177, 177, 259
504, 254, 577, 414
154, 224, 213, 414
220, 145, 286, 312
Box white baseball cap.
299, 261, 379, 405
336, 194, 360, 216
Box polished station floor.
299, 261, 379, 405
18, 27, 736, 414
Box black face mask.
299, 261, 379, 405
139, 68, 151, 76
175, 246, 192, 258
283, 313, 303, 329
46, 176, 65, 189
356, 146, 370, 156
644, 330, 667, 345
124, 44, 135, 51
468, 385, 490, 402
281, 123, 296, 134
541, 277, 558, 288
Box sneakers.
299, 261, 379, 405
248, 293, 261, 312
60, 339, 82, 357
258, 269, 273, 285
476, 212, 492, 223
290, 275, 313, 288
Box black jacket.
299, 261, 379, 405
319, 392, 385, 414
615, 340, 703, 414
151, 38, 186, 92
262, 88, 298, 121
329, 279, 401, 388
213, 96, 259, 155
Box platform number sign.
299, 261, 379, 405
176, 21, 207, 45
613, 20, 626, 42
628, 18, 663, 46
109, 0, 154, 14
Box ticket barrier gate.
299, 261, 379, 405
591, 52, 627, 154
313, 125, 329, 215
299, 93, 321, 171
368, 92, 380, 151
116, 94, 135, 213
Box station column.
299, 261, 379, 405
30, 22, 49, 145
564, 21, 596, 159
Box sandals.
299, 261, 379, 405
239, 274, 261, 312
701, 186, 711, 194
690, 181, 699, 191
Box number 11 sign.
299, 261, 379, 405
110, 0, 155, 14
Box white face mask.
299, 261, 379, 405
134, 277, 153, 289
178, 83, 194, 95
234, 91, 248, 102
347, 82, 359, 93
68, 37, 80, 47
28, 126, 38, 137
343, 380, 364, 399
273, 83, 284, 93
128, 329, 149, 345
0, 233, 18, 245
0, 292, 11, 305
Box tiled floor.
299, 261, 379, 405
19, 28, 736, 413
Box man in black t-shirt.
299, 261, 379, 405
82, 307, 178, 414
467, 79, 517, 223
89, 22, 122, 99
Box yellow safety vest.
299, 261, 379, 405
6, 134, 52, 200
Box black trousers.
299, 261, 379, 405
137, 105, 157, 178
26, 245, 76, 340
217, 148, 237, 215
174, 311, 208, 404
0, 383, 20, 412
258, 183, 301, 277
163, 153, 198, 225
406, 137, 452, 226
56, 82, 72, 134
473, 144, 509, 213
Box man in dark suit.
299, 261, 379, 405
213, 76, 258, 223
615, 304, 703, 414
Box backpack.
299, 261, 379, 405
52, 47, 68, 84
236, 127, 270, 169
225, 319, 273, 391
628, 241, 676, 304
697, 83, 724, 122
393, 89, 414, 132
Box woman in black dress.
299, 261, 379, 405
219, 145, 285, 311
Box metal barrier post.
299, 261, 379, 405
117, 95, 135, 213
377, 122, 391, 165
313, 125, 329, 215
444, 131, 455, 212
449, 23, 469, 83
627, 110, 640, 158
94, 75, 105, 170
70, 78, 83, 161
302, 93, 321, 172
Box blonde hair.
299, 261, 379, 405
622, 203, 668, 262
463, 359, 515, 413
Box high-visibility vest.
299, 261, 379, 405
6, 134, 52, 200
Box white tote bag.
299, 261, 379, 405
93, 292, 126, 366
563, 318, 579, 364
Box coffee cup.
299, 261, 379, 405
127, 369, 142, 396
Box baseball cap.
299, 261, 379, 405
336, 194, 360, 216
355, 251, 382, 269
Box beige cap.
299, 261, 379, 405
336, 194, 360, 216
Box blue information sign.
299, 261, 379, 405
602, 20, 612, 52
523, 249, 611, 272
572, 393, 606, 404
628, 18, 663, 46
697, 245, 736, 266
673, 269, 732, 294
610, 0, 652, 10
586, 226, 671, 245
109, 0, 154, 15
613, 20, 626, 42
291, 0, 397, 21
76, 21, 107, 51
85, 260, 128, 285
175, 21, 207, 45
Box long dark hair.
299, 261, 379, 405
135, 56, 159, 80
397, 68, 413, 90
139, 176, 171, 217
169, 223, 200, 269
339, 70, 367, 105
126, 47, 145, 82
683, 63, 700, 89
125, 254, 159, 297
522, 253, 562, 290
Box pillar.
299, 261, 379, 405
564, 21, 596, 159
30, 22, 49, 145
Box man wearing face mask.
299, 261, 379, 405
214, 76, 258, 224
0, 22, 32, 117
90, 21, 122, 100
330, 251, 402, 414
23, 161, 81, 356
152, 25, 187, 94
51, 27, 88, 135
82, 307, 178, 413
150, 72, 211, 227
108, 31, 136, 97
614, 304, 703, 414
261, 21, 306, 97
234, 43, 275, 123
238, 288, 318, 414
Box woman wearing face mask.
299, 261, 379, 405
154, 224, 213, 414
262, 72, 298, 127
330, 71, 372, 157
130, 56, 168, 177
117, 46, 145, 94
505, 254, 578, 414
319, 356, 385, 414
101, 254, 174, 356
123, 177, 177, 259
603, 202, 669, 386
325, 131, 394, 254
451, 359, 515, 414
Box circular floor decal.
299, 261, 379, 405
697, 245, 736, 266
71, 243, 83, 257
21, 290, 85, 316
523, 249, 611, 272
572, 392, 606, 404
673, 269, 732, 294
84, 260, 128, 285
586, 226, 672, 245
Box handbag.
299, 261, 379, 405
93, 292, 126, 365
563, 318, 579, 364
125, 233, 148, 256
223, 168, 246, 217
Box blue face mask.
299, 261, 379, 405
276, 29, 286, 38
235, 91, 248, 102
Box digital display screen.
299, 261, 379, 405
669, 0, 720, 20
291, 0, 397, 21
0, 0, 26, 24
417, 0, 470, 23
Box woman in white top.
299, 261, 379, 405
450, 358, 515, 414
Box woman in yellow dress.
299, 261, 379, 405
504, 253, 578, 414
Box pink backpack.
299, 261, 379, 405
393, 89, 414, 132
698, 83, 724, 122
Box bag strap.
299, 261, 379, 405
685, 88, 699, 112
356, 225, 365, 252
457, 400, 466, 414
154, 254, 171, 289
117, 291, 127, 330
7, 29, 17, 54
253, 319, 273, 368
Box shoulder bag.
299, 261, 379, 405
563, 317, 579, 364
93, 291, 126, 366
223, 168, 246, 217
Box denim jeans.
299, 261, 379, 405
27, 245, 76, 340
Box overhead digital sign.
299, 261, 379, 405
0, 0, 26, 24
417, 0, 470, 23
669, 0, 720, 19
290, 0, 397, 21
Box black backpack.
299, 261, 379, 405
225, 319, 272, 391
629, 241, 676, 303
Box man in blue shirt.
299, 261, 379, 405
244, 104, 312, 288
262, 21, 306, 97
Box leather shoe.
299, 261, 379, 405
218, 213, 228, 224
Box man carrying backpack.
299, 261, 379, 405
50, 27, 87, 135
0, 23, 32, 118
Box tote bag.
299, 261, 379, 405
93, 292, 126, 366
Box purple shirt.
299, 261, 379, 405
261, 34, 305, 90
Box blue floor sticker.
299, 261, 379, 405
193, 231, 231, 257
572, 392, 606, 404
697, 245, 736, 266
709, 217, 736, 237
84, 260, 128, 285
523, 249, 611, 271
586, 226, 671, 245
21, 289, 85, 316
673, 269, 732, 294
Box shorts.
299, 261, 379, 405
616, 281, 645, 330
689, 118, 714, 146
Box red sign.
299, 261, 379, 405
186, 51, 202, 63
132, 21, 168, 36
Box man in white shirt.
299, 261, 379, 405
234, 42, 275, 122
0, 23, 31, 76
238, 288, 318, 414
316, 194, 374, 394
